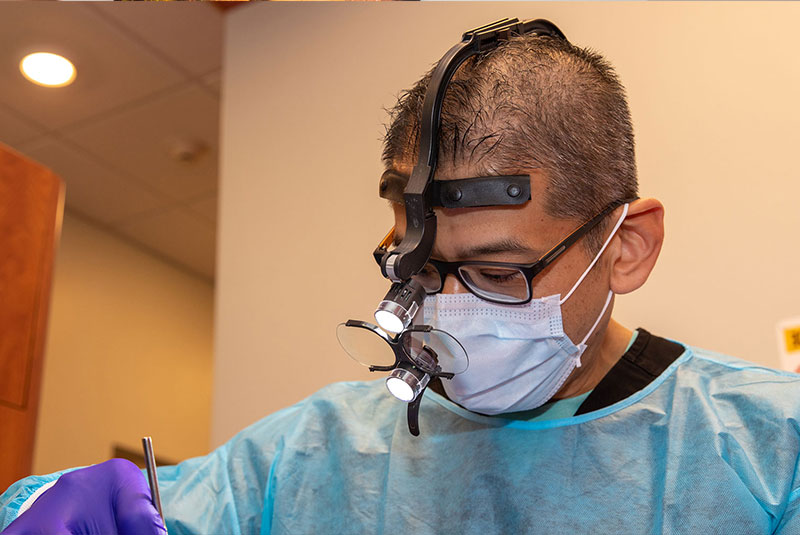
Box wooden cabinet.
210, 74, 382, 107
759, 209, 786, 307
0, 143, 64, 490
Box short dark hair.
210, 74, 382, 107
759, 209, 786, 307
382, 33, 637, 253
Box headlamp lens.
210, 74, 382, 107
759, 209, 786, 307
374, 308, 406, 334
385, 366, 430, 402
374, 279, 425, 333
386, 376, 415, 402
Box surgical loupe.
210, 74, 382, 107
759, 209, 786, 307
336, 320, 468, 436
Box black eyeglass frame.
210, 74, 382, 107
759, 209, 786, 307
373, 198, 636, 305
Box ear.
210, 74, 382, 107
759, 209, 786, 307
609, 198, 665, 295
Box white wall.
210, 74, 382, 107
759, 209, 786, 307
34, 212, 214, 473
214, 2, 800, 446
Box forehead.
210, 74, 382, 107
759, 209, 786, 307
386, 164, 578, 260
387, 159, 506, 181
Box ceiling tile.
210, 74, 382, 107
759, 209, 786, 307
0, 104, 47, 147
186, 195, 218, 224
15, 136, 168, 225
0, 3, 184, 131
89, 3, 223, 78
64, 84, 219, 201
116, 208, 216, 280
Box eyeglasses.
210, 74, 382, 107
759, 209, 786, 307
373, 199, 631, 305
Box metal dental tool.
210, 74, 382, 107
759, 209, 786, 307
142, 436, 166, 532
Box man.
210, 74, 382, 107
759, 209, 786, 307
3, 17, 800, 535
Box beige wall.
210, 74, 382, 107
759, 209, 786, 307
34, 212, 214, 474
214, 2, 800, 446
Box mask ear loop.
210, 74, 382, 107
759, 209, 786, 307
572, 290, 614, 368
559, 203, 629, 306
557, 203, 628, 369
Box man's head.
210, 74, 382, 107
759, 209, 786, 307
382, 32, 638, 253
380, 26, 665, 401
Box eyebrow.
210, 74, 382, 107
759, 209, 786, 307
393, 233, 541, 260
458, 238, 539, 258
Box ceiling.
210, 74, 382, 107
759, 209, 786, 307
0, 3, 224, 281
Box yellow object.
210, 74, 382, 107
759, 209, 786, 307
784, 325, 800, 354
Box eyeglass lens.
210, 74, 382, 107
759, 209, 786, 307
412, 263, 443, 293
413, 262, 530, 303
457, 265, 529, 303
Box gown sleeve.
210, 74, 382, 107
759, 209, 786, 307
0, 400, 305, 535
0, 471, 66, 530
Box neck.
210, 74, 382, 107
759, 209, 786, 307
552, 318, 632, 400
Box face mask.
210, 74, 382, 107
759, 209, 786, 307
422, 204, 628, 415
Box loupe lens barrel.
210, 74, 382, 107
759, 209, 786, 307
374, 279, 426, 332
386, 364, 430, 402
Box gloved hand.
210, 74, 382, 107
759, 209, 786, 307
2, 458, 166, 535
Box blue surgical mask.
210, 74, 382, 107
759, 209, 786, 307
422, 204, 628, 415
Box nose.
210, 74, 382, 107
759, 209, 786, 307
441, 274, 469, 294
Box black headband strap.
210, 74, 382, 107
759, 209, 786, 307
380, 18, 568, 282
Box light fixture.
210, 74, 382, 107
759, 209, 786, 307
20, 52, 76, 88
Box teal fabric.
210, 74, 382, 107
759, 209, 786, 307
625, 328, 639, 351
497, 389, 592, 422
5, 345, 800, 534
0, 472, 64, 530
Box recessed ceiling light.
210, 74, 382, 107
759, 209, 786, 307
19, 52, 76, 88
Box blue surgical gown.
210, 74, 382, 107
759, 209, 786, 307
4, 344, 800, 534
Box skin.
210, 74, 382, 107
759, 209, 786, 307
386, 162, 665, 405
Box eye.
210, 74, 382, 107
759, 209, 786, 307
457, 264, 529, 303
475, 268, 523, 284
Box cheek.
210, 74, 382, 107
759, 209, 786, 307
543, 245, 611, 335
560, 296, 596, 344
559, 269, 612, 341
530, 245, 593, 300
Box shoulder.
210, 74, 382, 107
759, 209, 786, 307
308, 378, 391, 403
300, 379, 395, 418
681, 344, 800, 382
231, 379, 396, 446
293, 379, 400, 434
674, 344, 800, 417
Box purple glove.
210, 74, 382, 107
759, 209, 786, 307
2, 459, 166, 535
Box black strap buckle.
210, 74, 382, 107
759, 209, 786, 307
463, 18, 568, 52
